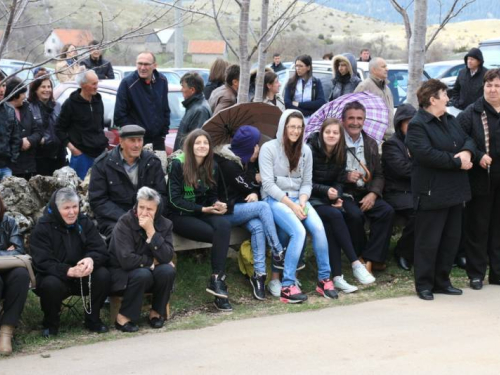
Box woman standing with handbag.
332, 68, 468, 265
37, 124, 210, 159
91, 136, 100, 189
0, 196, 30, 356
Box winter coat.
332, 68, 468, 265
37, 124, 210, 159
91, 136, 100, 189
284, 76, 326, 117
108, 208, 174, 293
166, 152, 219, 216
381, 103, 417, 210
204, 81, 223, 101
30, 99, 65, 161
89, 146, 167, 236
329, 54, 362, 101
173, 93, 212, 151
259, 109, 313, 201
208, 84, 237, 116
451, 48, 488, 110
9, 102, 43, 176
406, 108, 476, 211
457, 97, 500, 196
56, 89, 108, 158
55, 59, 80, 83
306, 131, 347, 207
114, 70, 170, 140
80, 56, 114, 80
271, 62, 287, 73
0, 215, 24, 253
262, 94, 285, 111
355, 75, 395, 135
30, 190, 109, 280
215, 144, 260, 213
0, 102, 20, 168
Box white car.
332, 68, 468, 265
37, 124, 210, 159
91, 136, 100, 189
113, 65, 181, 85
425, 60, 465, 90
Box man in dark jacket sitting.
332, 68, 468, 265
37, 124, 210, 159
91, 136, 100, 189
451, 47, 488, 110
341, 101, 395, 273
381, 103, 417, 271
80, 40, 115, 80
89, 125, 167, 239
109, 186, 175, 332
30, 188, 110, 337
56, 70, 109, 180
114, 52, 170, 150
173, 72, 212, 151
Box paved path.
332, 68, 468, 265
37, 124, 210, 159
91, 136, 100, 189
2, 287, 500, 375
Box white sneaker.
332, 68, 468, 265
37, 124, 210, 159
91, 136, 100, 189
334, 275, 358, 293
353, 264, 376, 285
267, 278, 282, 297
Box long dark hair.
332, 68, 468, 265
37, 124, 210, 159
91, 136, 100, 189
320, 118, 346, 166
283, 112, 304, 172
263, 71, 278, 98
28, 72, 54, 104
287, 54, 313, 99
182, 129, 216, 188
0, 195, 5, 222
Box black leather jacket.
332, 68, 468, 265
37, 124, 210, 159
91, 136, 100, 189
0, 215, 24, 254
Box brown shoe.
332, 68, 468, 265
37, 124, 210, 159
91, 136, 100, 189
359, 257, 373, 274
372, 262, 387, 271
0, 325, 14, 356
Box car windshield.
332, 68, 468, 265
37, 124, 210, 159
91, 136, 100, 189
480, 45, 500, 68
160, 72, 180, 85
425, 65, 452, 79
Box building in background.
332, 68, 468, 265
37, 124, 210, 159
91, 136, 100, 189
187, 40, 226, 65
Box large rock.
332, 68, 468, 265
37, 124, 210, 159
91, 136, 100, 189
28, 175, 59, 204
0, 176, 42, 217
53, 167, 80, 189
143, 143, 168, 173
5, 211, 34, 234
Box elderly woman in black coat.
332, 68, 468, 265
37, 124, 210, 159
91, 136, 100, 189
30, 188, 110, 337
457, 69, 500, 290
406, 79, 476, 301
109, 186, 175, 333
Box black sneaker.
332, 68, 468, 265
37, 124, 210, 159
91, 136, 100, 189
85, 319, 109, 334
206, 273, 229, 298
214, 297, 233, 312
272, 249, 286, 270
250, 273, 266, 300
470, 278, 483, 290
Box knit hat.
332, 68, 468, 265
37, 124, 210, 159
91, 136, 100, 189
230, 125, 261, 164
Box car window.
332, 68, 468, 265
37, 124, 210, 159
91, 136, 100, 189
447, 64, 464, 78
314, 71, 333, 100
387, 70, 428, 107
480, 45, 500, 68
425, 65, 450, 79
161, 72, 180, 85
168, 91, 185, 130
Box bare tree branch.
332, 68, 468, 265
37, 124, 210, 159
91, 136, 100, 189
211, 0, 239, 57
389, 0, 411, 53
12, 4, 84, 29
0, 0, 19, 59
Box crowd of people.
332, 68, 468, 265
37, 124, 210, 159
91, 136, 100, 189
0, 44, 497, 356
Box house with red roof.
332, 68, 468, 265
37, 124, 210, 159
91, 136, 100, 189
187, 40, 227, 65
44, 29, 94, 58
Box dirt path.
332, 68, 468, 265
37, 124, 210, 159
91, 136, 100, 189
2, 287, 500, 375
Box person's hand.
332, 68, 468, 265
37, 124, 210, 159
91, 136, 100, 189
6, 245, 15, 251
68, 142, 82, 157
21, 137, 31, 151
327, 187, 338, 201
331, 198, 343, 209
213, 201, 227, 214
250, 144, 260, 163
202, 206, 220, 214
359, 192, 377, 212
255, 173, 262, 183
245, 193, 259, 203
454, 150, 472, 167
67, 265, 86, 278
347, 171, 363, 184
480, 154, 493, 169
292, 101, 299, 107
77, 257, 94, 277
138, 213, 155, 238
291, 202, 307, 220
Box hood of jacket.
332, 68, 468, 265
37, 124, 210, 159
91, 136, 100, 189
69, 88, 102, 105
343, 53, 358, 75
394, 103, 417, 139
465, 47, 484, 67
276, 109, 303, 146
332, 55, 354, 78
214, 144, 243, 168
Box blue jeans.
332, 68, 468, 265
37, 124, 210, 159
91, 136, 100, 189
264, 197, 331, 287
70, 153, 95, 180
0, 167, 12, 181
225, 201, 284, 275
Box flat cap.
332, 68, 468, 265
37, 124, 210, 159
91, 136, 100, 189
119, 125, 145, 138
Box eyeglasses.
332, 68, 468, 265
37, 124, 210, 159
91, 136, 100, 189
137, 62, 153, 67
286, 125, 303, 131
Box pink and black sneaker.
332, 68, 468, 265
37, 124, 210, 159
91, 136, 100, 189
316, 279, 339, 300
280, 285, 308, 304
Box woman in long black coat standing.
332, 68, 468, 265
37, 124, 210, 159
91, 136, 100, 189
406, 79, 476, 301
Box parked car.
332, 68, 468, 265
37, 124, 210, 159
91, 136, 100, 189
53, 80, 185, 154
169, 68, 209, 84
425, 60, 465, 90
113, 65, 181, 85
479, 38, 500, 68
0, 59, 34, 82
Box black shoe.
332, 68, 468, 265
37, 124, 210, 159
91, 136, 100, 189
272, 250, 286, 270
433, 286, 463, 295
214, 297, 233, 312
455, 257, 467, 269
396, 256, 412, 271
115, 321, 139, 333
148, 317, 165, 329
417, 290, 434, 301
470, 278, 483, 290
85, 320, 109, 334
489, 278, 500, 285
206, 273, 229, 298
41, 327, 59, 338
250, 273, 266, 300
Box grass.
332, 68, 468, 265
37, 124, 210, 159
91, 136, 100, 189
4, 236, 470, 358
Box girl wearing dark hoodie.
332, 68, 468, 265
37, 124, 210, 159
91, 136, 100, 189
329, 54, 362, 101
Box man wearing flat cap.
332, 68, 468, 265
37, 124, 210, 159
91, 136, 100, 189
89, 125, 168, 239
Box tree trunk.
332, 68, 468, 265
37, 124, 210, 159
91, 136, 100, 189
237, 0, 251, 103
0, 0, 19, 61
253, 0, 269, 103
407, 0, 428, 108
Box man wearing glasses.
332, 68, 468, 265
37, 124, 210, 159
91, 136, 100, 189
114, 52, 171, 151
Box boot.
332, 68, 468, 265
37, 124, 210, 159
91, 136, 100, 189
0, 325, 14, 356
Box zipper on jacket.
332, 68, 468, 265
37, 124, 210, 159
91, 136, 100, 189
428, 190, 431, 196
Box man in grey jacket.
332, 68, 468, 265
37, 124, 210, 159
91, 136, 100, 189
173, 72, 212, 151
